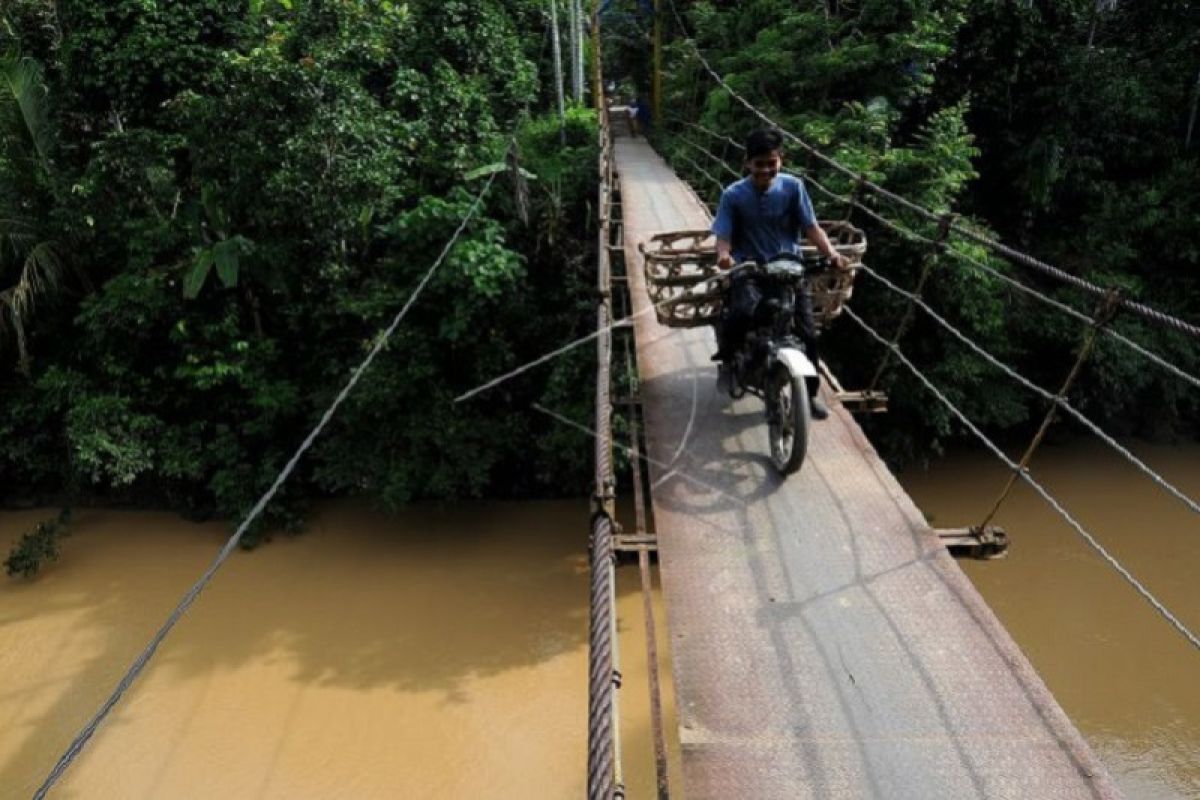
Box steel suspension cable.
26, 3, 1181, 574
841, 306, 1200, 652
677, 151, 724, 195
792, 168, 1200, 392
32, 171, 500, 800
855, 261, 1200, 518
668, 122, 1200, 391
454, 270, 732, 405
663, 0, 1200, 340
668, 138, 1199, 511
590, 95, 624, 800
674, 134, 742, 180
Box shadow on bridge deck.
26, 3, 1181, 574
615, 135, 1121, 799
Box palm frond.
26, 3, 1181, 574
10, 240, 65, 316
0, 215, 37, 260
0, 291, 11, 347
0, 286, 30, 374
0, 54, 51, 166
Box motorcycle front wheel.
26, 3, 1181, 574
767, 363, 810, 475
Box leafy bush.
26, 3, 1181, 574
4, 509, 71, 578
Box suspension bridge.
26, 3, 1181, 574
601, 127, 1121, 800
579, 8, 1198, 797
24, 7, 1200, 800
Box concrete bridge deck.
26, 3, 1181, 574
615, 136, 1119, 799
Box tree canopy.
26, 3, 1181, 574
1, 1, 600, 545
642, 0, 1199, 462
2, 0, 1197, 562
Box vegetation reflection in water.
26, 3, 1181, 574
0, 499, 678, 799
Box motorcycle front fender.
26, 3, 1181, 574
772, 347, 818, 381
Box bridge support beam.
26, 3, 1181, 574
937, 526, 1010, 560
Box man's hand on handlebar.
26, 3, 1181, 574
717, 252, 734, 271
828, 252, 851, 271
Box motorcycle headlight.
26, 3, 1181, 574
765, 259, 804, 279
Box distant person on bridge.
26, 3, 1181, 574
628, 96, 652, 138
711, 128, 849, 419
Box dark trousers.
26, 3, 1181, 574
718, 274, 820, 367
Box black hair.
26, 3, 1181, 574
744, 128, 784, 159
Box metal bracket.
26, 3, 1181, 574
835, 390, 889, 414
937, 526, 1009, 559
614, 532, 659, 553
819, 362, 888, 413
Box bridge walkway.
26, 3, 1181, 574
615, 134, 1120, 799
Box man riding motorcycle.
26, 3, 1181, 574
710, 128, 849, 419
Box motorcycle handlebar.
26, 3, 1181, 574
725, 255, 830, 277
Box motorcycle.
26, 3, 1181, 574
717, 253, 828, 476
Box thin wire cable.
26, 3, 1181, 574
679, 119, 743, 152
533, 403, 747, 506
841, 305, 1200, 652
676, 135, 742, 180
856, 261, 1200, 518
33, 172, 500, 800
456, 271, 728, 404
676, 151, 724, 195
664, 0, 1200, 340
455, 309, 646, 403
823, 179, 1200, 392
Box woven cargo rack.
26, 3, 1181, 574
639, 221, 868, 329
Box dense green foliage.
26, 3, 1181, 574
1, 1, 599, 544
639, 0, 1199, 462
3, 0, 1197, 563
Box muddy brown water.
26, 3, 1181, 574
0, 500, 679, 799
1, 440, 1196, 798
900, 440, 1199, 800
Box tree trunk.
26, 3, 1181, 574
820, 0, 835, 51
575, 0, 586, 102
1187, 65, 1200, 150
1088, 0, 1118, 48
550, 0, 566, 137
568, 0, 579, 104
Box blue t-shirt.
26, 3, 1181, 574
710, 173, 817, 264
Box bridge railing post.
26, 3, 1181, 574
977, 289, 1123, 531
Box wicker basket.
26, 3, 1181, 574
639, 222, 867, 329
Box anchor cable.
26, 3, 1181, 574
33, 172, 500, 799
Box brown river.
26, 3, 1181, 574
1, 440, 1196, 798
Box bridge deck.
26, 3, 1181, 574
615, 136, 1119, 799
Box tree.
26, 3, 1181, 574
0, 1, 600, 543
0, 53, 79, 376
